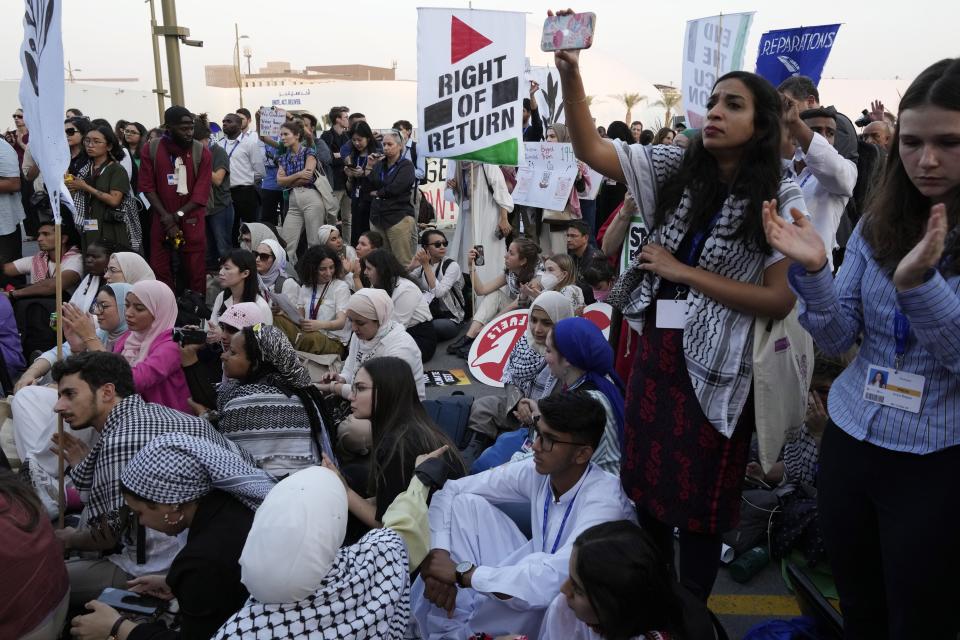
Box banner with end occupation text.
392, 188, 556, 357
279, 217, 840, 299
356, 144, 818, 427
681, 12, 754, 130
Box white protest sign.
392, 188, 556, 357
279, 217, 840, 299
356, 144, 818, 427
581, 165, 603, 200
527, 65, 565, 126
512, 142, 579, 210
258, 107, 286, 139
420, 157, 458, 229
417, 8, 526, 165
620, 214, 649, 272
681, 12, 754, 130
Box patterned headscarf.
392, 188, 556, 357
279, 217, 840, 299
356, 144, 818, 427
248, 323, 311, 389
256, 239, 287, 290
120, 432, 276, 510
120, 281, 178, 365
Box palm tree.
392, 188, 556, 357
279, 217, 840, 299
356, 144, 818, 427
611, 93, 647, 123
652, 89, 683, 128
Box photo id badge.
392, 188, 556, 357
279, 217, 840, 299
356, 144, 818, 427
83, 219, 99, 232
166, 173, 177, 186
862, 365, 924, 414
656, 300, 689, 329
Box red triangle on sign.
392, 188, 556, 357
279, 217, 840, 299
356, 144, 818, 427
450, 16, 493, 64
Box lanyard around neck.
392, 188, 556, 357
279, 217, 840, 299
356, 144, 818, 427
541, 467, 591, 554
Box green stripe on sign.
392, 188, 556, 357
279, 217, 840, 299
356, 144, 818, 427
731, 13, 753, 70
451, 137, 519, 166
707, 594, 803, 616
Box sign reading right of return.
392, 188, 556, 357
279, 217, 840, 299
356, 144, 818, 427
417, 8, 526, 165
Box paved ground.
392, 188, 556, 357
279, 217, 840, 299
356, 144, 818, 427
425, 334, 798, 639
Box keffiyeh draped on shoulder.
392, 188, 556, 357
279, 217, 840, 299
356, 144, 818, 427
611, 140, 807, 437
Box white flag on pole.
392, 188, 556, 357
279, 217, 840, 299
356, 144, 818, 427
19, 0, 74, 223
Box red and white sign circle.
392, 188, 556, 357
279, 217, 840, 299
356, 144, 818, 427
467, 309, 529, 387
582, 302, 612, 339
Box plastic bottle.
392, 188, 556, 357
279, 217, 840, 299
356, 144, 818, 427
728, 546, 770, 584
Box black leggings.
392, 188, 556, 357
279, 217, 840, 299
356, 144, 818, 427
639, 508, 723, 602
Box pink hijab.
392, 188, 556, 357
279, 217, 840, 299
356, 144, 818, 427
121, 281, 178, 365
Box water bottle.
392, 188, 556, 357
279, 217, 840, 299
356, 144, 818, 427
728, 546, 770, 584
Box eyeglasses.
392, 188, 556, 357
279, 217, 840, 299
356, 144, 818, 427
254, 252, 274, 262
12, 114, 23, 119
350, 382, 372, 395
92, 301, 113, 313
529, 424, 585, 453
64, 128, 78, 136
426, 241, 449, 248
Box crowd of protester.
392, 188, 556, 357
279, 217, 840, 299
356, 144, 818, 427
0, 21, 957, 640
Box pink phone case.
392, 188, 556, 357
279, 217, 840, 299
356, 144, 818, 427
540, 13, 596, 52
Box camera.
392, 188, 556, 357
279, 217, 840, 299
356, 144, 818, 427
854, 109, 872, 128
173, 327, 206, 346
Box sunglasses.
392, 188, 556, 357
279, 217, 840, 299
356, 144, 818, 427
425, 241, 449, 248
254, 251, 274, 261
64, 128, 78, 136
12, 114, 23, 119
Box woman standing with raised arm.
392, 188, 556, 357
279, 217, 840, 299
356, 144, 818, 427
552, 9, 807, 601
764, 58, 960, 639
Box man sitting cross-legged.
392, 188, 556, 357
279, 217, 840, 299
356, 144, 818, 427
412, 391, 636, 639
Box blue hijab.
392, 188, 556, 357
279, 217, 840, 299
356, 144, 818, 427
552, 317, 625, 444
100, 282, 133, 348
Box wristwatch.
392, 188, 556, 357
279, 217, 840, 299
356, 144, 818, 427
455, 561, 475, 588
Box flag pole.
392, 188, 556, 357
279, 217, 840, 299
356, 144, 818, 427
716, 12, 723, 80
55, 219, 65, 529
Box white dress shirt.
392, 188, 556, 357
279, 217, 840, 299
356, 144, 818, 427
220, 134, 265, 187
791, 132, 857, 270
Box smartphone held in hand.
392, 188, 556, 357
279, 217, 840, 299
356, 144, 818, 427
541, 12, 596, 51
473, 245, 485, 266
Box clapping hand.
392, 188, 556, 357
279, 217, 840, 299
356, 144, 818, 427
893, 203, 947, 291
50, 431, 89, 466
762, 199, 827, 271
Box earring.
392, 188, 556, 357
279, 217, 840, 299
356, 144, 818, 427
162, 510, 185, 525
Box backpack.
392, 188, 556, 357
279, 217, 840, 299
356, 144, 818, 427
409, 141, 428, 186
419, 259, 465, 320
422, 392, 474, 448
149, 138, 203, 179
418, 191, 436, 225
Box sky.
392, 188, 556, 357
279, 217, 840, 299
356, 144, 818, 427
2, 0, 957, 122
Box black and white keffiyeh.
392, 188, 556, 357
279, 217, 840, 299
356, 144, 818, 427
612, 141, 808, 437
68, 395, 254, 535
120, 432, 276, 510
214, 528, 410, 640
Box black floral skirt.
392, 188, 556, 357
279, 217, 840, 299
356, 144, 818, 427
620, 320, 753, 534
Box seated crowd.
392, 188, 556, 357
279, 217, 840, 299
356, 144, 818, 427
1, 45, 955, 640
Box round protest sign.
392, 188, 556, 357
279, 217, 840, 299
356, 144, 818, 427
582, 301, 613, 339
467, 309, 529, 387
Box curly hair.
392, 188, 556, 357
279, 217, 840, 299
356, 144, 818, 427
298, 245, 344, 287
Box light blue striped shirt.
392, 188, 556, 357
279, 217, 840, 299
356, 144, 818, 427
788, 223, 960, 454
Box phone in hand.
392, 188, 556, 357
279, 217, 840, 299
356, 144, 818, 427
473, 245, 485, 266
97, 588, 165, 616
541, 12, 596, 52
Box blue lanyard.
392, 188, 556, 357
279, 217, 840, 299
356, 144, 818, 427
541, 467, 590, 554
684, 210, 723, 266
894, 309, 910, 370
223, 138, 241, 159
380, 160, 400, 182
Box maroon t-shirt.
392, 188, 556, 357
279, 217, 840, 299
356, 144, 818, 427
0, 497, 69, 637
138, 136, 212, 215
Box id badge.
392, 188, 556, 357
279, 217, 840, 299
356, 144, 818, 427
83, 219, 99, 232
656, 299, 689, 329
166, 173, 177, 186
862, 365, 924, 414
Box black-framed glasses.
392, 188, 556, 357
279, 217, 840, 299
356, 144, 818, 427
64, 128, 78, 136
92, 301, 113, 313
254, 251, 274, 262
426, 241, 449, 248
529, 425, 585, 453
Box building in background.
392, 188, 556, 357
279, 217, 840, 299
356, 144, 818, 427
204, 61, 397, 88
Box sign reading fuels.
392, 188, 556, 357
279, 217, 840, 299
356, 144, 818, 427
417, 8, 526, 165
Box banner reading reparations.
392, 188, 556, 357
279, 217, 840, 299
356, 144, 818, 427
417, 8, 525, 165
755, 24, 841, 87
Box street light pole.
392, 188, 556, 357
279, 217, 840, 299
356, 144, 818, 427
234, 24, 249, 109
146, 0, 168, 123
159, 0, 185, 105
